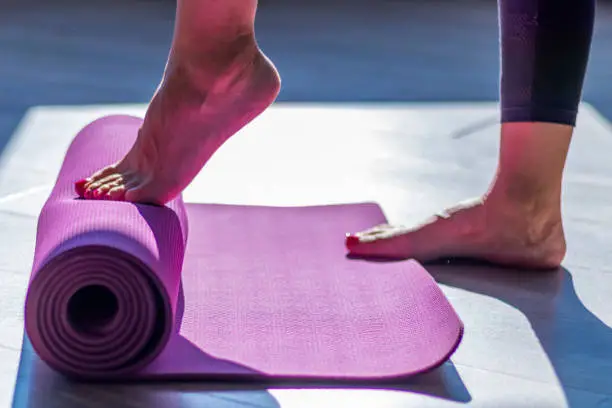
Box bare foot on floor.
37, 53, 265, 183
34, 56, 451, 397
76, 39, 280, 205
345, 196, 566, 269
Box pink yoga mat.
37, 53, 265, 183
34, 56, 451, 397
24, 115, 463, 381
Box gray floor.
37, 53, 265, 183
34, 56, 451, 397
1, 1, 612, 408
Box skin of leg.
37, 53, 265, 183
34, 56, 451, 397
346, 0, 594, 269
77, 0, 280, 204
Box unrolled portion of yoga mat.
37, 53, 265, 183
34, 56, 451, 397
24, 115, 463, 381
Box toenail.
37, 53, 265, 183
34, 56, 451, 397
345, 235, 360, 247
74, 179, 87, 197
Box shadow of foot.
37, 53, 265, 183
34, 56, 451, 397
425, 259, 612, 405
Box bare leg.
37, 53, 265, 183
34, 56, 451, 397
346, 0, 595, 269
78, 0, 280, 204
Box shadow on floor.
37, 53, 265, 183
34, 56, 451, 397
11, 337, 471, 408
426, 261, 612, 408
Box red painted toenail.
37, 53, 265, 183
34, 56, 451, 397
74, 179, 87, 197
345, 234, 360, 247
93, 189, 101, 199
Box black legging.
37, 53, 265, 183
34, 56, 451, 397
500, 0, 595, 126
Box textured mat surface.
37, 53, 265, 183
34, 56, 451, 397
24, 115, 463, 381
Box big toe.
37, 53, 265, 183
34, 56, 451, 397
345, 224, 413, 259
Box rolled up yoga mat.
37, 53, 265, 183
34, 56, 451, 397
24, 115, 463, 381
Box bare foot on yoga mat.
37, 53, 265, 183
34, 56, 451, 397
346, 195, 566, 269
77, 39, 280, 205
346, 122, 572, 270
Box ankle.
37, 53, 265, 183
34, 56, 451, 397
482, 190, 564, 264
165, 34, 260, 89
483, 181, 563, 258
486, 173, 562, 215
172, 32, 257, 68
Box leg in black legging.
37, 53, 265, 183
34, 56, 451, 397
346, 0, 596, 269
500, 0, 595, 126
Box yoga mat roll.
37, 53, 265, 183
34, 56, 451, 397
24, 115, 463, 382
25, 116, 188, 379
